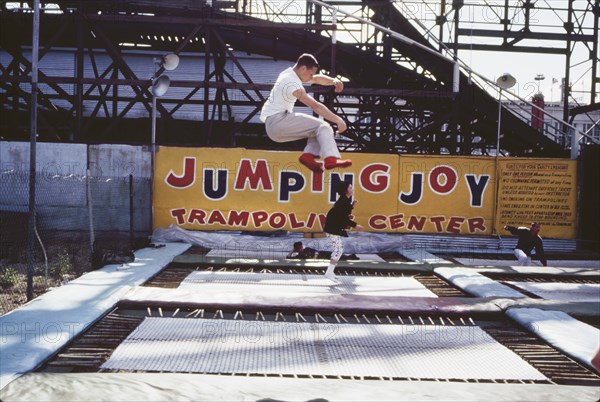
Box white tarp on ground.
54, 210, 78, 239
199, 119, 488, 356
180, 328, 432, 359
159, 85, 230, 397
101, 317, 547, 381
507, 282, 600, 302
178, 271, 439, 297
0, 243, 191, 391
506, 308, 600, 372
2, 372, 599, 402
455, 258, 600, 269
152, 224, 413, 255
434, 267, 526, 298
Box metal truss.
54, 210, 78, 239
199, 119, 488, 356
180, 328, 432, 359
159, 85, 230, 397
0, 0, 588, 157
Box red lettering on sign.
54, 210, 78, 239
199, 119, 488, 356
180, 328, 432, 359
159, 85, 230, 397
368, 215, 387, 230
389, 214, 405, 229
446, 216, 465, 234
165, 157, 196, 188
228, 210, 250, 226
171, 208, 187, 224
269, 212, 286, 229
407, 216, 427, 231
252, 210, 269, 227
207, 210, 227, 225
360, 163, 390, 193
429, 165, 457, 194
468, 217, 486, 233
188, 209, 206, 224
289, 214, 306, 229
235, 159, 273, 191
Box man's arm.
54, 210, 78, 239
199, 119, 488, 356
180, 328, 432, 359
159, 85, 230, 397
504, 225, 520, 236
310, 74, 344, 93
293, 87, 347, 133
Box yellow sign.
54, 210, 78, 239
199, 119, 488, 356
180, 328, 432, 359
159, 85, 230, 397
495, 158, 577, 238
153, 147, 577, 238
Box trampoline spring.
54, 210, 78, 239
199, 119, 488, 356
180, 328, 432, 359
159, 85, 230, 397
233, 311, 244, 320
146, 307, 152, 317
316, 313, 327, 323
362, 314, 371, 324
295, 313, 307, 322
418, 316, 425, 325
439, 317, 446, 326
275, 312, 286, 321
385, 315, 393, 324
158, 308, 163, 317
398, 316, 404, 324
374, 315, 383, 324
256, 311, 265, 321
353, 314, 361, 323
214, 310, 224, 319
427, 317, 435, 325
337, 314, 349, 323
468, 317, 476, 326
185, 309, 199, 318
194, 309, 204, 318
172, 308, 180, 317
334, 314, 341, 323
408, 316, 414, 325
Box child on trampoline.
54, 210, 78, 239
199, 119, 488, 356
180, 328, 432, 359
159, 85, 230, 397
323, 181, 364, 281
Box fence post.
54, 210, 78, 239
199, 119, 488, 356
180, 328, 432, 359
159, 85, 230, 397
87, 169, 95, 253
26, 0, 41, 301
129, 174, 134, 250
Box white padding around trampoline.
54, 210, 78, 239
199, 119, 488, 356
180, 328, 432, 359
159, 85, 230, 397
179, 271, 438, 297
101, 317, 547, 381
507, 281, 600, 302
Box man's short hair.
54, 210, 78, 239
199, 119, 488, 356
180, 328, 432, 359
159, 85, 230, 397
296, 53, 319, 69
293, 241, 303, 250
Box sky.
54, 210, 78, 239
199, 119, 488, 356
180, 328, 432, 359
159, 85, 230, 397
456, 35, 595, 105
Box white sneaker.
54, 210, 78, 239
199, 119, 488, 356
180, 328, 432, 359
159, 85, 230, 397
324, 272, 339, 282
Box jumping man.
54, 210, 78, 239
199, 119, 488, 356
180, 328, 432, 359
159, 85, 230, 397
260, 53, 352, 173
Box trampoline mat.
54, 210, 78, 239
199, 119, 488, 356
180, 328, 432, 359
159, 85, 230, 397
178, 271, 438, 297
507, 281, 600, 302
101, 317, 547, 381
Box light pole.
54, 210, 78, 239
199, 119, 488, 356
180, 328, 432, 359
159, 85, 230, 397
150, 53, 179, 230
534, 73, 545, 93
151, 53, 179, 158
495, 73, 516, 155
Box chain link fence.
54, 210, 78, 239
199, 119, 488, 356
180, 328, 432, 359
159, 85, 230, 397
0, 170, 151, 315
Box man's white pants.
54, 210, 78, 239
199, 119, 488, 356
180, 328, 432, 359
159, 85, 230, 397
265, 111, 341, 159
514, 248, 532, 266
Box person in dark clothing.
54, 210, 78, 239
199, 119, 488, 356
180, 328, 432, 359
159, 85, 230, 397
504, 222, 547, 266
287, 241, 319, 259
323, 181, 364, 281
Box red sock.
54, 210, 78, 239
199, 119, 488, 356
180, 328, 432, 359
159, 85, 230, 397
299, 153, 324, 173
324, 156, 352, 169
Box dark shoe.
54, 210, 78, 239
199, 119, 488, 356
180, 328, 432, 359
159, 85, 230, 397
324, 156, 352, 169
299, 153, 324, 173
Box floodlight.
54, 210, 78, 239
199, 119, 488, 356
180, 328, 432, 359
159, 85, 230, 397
162, 53, 179, 71
496, 73, 516, 90
151, 75, 170, 97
